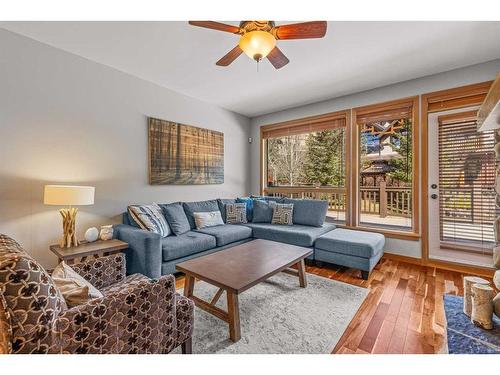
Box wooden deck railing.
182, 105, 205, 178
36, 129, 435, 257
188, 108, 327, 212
264, 182, 412, 219
263, 186, 346, 214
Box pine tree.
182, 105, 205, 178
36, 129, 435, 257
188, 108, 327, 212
387, 119, 412, 184
304, 129, 345, 186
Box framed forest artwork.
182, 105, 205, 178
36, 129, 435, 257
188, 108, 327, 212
148, 117, 224, 185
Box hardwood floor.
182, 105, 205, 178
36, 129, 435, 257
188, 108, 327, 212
175, 256, 490, 354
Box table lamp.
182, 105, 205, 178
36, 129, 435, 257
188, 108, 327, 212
44, 185, 95, 248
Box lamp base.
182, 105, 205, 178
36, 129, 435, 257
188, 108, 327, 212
60, 207, 79, 248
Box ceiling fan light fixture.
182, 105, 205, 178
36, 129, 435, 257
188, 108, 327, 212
238, 31, 276, 62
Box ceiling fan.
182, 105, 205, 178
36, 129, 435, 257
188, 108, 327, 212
188, 21, 327, 69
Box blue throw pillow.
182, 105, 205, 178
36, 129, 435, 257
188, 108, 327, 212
282, 198, 328, 227
161, 203, 191, 235
252, 200, 276, 223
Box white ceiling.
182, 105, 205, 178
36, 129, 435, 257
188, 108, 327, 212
2, 21, 500, 117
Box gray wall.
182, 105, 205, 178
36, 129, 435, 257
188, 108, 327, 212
249, 59, 500, 258
0, 29, 251, 267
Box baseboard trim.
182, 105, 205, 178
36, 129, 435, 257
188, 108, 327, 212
383, 253, 495, 278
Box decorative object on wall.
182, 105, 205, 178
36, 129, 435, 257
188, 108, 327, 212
99, 225, 113, 241
148, 117, 224, 185
44, 185, 95, 248
84, 227, 99, 242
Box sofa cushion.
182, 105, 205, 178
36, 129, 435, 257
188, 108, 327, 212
252, 200, 276, 223
315, 228, 385, 259
282, 198, 328, 227
183, 200, 220, 229
161, 203, 191, 235
162, 231, 216, 261
217, 198, 236, 223
196, 224, 252, 246
244, 223, 336, 247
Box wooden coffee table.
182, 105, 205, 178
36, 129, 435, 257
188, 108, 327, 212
176, 239, 312, 342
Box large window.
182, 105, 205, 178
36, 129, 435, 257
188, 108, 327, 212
261, 112, 349, 223
353, 97, 419, 235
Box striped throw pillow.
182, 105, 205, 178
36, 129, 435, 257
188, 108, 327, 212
128, 203, 171, 237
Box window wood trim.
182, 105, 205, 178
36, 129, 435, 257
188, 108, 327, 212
259, 109, 352, 224
351, 96, 420, 238
421, 80, 493, 262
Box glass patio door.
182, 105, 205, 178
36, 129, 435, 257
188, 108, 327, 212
427, 107, 496, 267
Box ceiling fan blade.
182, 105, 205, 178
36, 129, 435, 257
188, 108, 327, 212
216, 45, 243, 66
188, 21, 241, 34
273, 21, 327, 40
267, 47, 290, 69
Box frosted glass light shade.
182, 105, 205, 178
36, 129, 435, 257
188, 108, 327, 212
239, 31, 276, 61
44, 185, 95, 206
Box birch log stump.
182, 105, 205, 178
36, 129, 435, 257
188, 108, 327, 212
463, 276, 490, 316
471, 284, 494, 330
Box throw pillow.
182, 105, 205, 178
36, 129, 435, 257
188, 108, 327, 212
252, 200, 276, 223
128, 203, 171, 237
225, 203, 248, 224
51, 261, 103, 308
193, 211, 224, 229
182, 200, 220, 229
161, 202, 191, 235
271, 203, 294, 225
217, 198, 236, 222
282, 198, 328, 227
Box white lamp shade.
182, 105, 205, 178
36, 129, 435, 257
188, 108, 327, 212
44, 185, 95, 206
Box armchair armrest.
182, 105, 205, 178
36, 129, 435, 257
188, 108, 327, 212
113, 224, 162, 279
70, 253, 126, 289
50, 274, 177, 354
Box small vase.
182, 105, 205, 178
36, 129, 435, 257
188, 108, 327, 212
99, 225, 113, 241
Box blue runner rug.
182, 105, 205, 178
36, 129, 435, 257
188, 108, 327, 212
444, 294, 500, 354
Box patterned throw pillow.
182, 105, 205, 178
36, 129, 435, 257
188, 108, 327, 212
271, 203, 294, 225
225, 203, 248, 224
193, 211, 224, 229
128, 203, 171, 237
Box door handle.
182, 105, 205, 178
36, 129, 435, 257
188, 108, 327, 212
431, 194, 438, 199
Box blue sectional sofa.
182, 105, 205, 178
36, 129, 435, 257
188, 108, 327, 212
114, 197, 384, 280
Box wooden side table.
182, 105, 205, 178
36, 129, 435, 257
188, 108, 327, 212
49, 239, 128, 264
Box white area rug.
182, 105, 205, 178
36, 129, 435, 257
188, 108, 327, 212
176, 272, 369, 354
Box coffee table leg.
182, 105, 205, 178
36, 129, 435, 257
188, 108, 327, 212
184, 274, 195, 298
297, 259, 307, 288
226, 291, 241, 342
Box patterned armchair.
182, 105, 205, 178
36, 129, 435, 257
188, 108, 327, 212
0, 234, 194, 354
